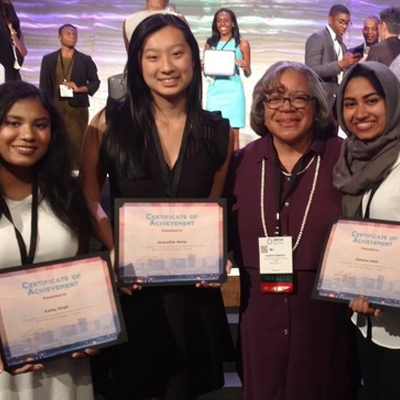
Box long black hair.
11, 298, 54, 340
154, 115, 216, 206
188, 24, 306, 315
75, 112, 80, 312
206, 8, 241, 48
0, 81, 92, 244
102, 14, 203, 180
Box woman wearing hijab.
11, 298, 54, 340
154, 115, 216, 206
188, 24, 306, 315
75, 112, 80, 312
333, 61, 400, 400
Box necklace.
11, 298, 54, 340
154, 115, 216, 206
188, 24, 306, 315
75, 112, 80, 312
260, 155, 321, 251
281, 155, 316, 177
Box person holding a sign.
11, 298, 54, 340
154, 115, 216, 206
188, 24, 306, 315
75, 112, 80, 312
0, 81, 95, 399
226, 61, 358, 400
333, 61, 400, 399
81, 14, 234, 400
204, 8, 251, 150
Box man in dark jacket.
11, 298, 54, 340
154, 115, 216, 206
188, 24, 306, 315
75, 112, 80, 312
367, 7, 400, 66
40, 24, 100, 167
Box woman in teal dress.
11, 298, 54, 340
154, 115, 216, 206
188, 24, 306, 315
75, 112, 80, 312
205, 8, 251, 150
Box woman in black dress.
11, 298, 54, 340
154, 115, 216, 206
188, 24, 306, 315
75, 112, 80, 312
81, 14, 234, 400
0, 0, 27, 81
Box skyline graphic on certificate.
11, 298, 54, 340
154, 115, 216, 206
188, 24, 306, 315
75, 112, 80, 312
313, 218, 400, 309
0, 254, 126, 368
116, 200, 226, 285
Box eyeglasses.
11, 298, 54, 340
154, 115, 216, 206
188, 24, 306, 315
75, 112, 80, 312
336, 18, 352, 27
264, 94, 314, 110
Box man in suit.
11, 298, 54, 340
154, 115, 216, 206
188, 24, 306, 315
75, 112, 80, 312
305, 4, 360, 109
40, 24, 100, 167
367, 7, 400, 66
349, 16, 380, 60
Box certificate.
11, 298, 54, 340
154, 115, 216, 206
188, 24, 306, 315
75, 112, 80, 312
0, 252, 127, 369
115, 199, 227, 286
313, 217, 400, 310
203, 49, 236, 76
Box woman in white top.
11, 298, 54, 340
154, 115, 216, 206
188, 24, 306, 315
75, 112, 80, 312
333, 62, 400, 400
0, 81, 94, 400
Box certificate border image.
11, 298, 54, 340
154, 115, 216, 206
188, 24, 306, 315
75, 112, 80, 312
115, 199, 227, 286
0, 252, 127, 369
312, 217, 400, 310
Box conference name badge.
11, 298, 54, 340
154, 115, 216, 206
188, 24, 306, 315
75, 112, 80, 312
59, 84, 74, 98
259, 237, 293, 293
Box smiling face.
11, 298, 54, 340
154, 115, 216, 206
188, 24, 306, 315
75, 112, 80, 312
215, 11, 234, 38
343, 76, 386, 141
140, 25, 194, 103
362, 18, 379, 46
0, 98, 51, 173
264, 70, 316, 148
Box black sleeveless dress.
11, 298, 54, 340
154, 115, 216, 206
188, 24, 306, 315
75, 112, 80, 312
101, 104, 234, 399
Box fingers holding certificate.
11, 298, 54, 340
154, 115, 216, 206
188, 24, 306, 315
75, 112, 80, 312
313, 217, 400, 310
115, 199, 227, 286
0, 253, 127, 370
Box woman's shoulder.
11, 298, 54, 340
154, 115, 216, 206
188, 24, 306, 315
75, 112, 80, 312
202, 110, 229, 130
231, 136, 268, 168
325, 135, 344, 153
239, 38, 250, 48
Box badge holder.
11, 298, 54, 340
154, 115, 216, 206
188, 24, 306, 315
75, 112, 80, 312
259, 237, 293, 293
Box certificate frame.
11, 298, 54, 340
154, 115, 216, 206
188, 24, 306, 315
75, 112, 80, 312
203, 49, 236, 76
312, 216, 400, 310
115, 199, 228, 286
0, 252, 127, 369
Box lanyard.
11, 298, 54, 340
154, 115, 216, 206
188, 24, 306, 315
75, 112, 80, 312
218, 37, 233, 50
151, 119, 190, 198
363, 180, 383, 219
0, 183, 39, 265
273, 155, 305, 236
59, 50, 75, 82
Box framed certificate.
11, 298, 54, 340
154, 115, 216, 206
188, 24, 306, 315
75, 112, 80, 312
115, 199, 227, 286
203, 49, 236, 76
0, 252, 127, 369
313, 217, 400, 310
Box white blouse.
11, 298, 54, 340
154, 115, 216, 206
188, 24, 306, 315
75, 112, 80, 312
352, 153, 400, 349
0, 195, 93, 400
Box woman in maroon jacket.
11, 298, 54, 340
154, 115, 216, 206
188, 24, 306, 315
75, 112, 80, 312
226, 60, 358, 400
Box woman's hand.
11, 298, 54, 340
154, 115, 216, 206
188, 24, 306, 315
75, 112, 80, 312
196, 280, 222, 289
349, 296, 382, 318
120, 283, 143, 296
0, 354, 44, 375
195, 260, 233, 289
236, 59, 246, 71
71, 348, 100, 359
108, 248, 143, 295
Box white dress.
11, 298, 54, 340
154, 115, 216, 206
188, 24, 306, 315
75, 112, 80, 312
0, 195, 94, 400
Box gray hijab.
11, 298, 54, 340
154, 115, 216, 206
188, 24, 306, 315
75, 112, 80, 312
333, 62, 400, 217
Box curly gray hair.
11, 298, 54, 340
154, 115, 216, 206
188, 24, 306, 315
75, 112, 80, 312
250, 60, 332, 137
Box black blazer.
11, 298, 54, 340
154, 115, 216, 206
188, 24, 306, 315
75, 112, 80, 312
39, 49, 100, 108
